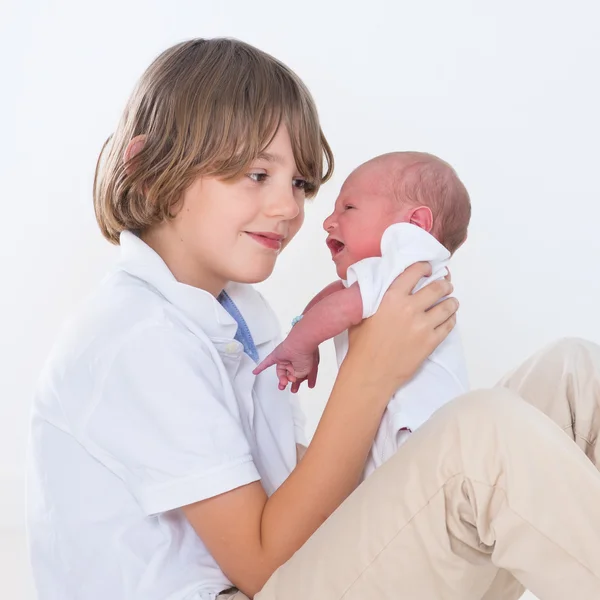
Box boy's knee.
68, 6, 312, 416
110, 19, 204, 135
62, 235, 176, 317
443, 388, 527, 428
548, 336, 594, 352
540, 337, 600, 366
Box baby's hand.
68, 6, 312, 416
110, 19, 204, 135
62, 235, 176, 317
253, 342, 320, 392
290, 347, 320, 394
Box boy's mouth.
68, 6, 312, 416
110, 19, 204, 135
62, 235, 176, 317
246, 231, 284, 251
326, 237, 345, 259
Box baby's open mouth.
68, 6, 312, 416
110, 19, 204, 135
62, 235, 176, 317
326, 238, 345, 257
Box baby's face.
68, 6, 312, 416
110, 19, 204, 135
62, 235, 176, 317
323, 172, 408, 279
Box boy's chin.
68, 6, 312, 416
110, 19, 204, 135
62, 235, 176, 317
232, 262, 277, 285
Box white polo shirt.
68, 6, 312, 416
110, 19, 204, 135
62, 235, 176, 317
27, 231, 306, 600
334, 223, 469, 479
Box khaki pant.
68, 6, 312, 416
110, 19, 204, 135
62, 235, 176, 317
226, 338, 600, 600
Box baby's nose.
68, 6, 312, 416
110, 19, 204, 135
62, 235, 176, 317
323, 213, 335, 231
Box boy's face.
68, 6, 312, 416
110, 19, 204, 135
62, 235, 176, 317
323, 167, 409, 279
155, 126, 307, 294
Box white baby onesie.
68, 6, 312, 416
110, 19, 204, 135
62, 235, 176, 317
334, 222, 469, 480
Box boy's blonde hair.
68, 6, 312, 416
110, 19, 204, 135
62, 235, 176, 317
94, 38, 334, 244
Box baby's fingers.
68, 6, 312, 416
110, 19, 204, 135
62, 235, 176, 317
276, 364, 290, 390
253, 354, 277, 376
308, 366, 318, 389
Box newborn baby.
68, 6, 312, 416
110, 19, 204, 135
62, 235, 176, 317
254, 151, 471, 478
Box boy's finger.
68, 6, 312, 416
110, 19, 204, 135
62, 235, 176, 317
427, 297, 459, 329
387, 262, 432, 296
414, 279, 453, 312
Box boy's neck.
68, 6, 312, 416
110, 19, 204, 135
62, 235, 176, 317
140, 227, 227, 297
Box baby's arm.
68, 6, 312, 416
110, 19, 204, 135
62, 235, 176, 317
291, 282, 363, 352
253, 282, 363, 389
301, 280, 347, 313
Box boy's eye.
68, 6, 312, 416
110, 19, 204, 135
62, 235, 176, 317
344, 204, 355, 210
294, 178, 316, 193
293, 178, 309, 190
247, 172, 268, 183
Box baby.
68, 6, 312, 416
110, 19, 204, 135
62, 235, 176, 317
254, 151, 471, 478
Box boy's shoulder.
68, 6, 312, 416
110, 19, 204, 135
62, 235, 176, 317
39, 270, 207, 392
61, 269, 185, 357
36, 268, 230, 428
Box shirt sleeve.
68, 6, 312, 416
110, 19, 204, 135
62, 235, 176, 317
346, 224, 451, 319
345, 256, 383, 318
82, 322, 260, 516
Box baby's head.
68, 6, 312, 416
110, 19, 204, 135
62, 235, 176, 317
324, 152, 471, 278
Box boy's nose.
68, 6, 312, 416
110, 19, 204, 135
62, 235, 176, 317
270, 188, 300, 220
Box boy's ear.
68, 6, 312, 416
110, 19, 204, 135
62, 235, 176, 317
407, 205, 434, 233
123, 135, 147, 174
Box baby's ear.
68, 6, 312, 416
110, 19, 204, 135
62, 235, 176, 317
408, 206, 433, 233
123, 135, 147, 175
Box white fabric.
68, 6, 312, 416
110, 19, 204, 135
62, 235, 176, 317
27, 231, 305, 600
334, 222, 469, 479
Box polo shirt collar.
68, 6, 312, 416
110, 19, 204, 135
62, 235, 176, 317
117, 231, 278, 346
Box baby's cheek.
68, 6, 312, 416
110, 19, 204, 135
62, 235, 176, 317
352, 236, 382, 261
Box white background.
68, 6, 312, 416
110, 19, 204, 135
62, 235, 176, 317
2, 0, 599, 597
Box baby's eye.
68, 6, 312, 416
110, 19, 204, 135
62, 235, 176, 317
247, 172, 268, 183
344, 204, 355, 210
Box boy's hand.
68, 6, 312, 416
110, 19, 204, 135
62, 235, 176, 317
253, 343, 319, 391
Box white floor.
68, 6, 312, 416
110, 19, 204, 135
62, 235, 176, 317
1, 529, 36, 600
2, 527, 539, 600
